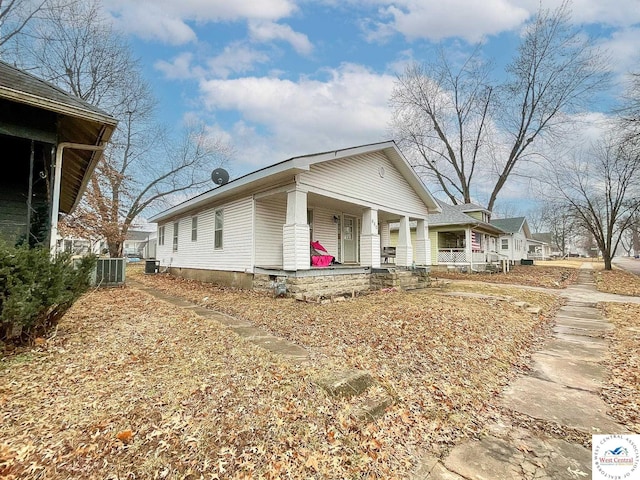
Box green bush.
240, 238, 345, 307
0, 242, 96, 344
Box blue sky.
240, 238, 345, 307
101, 0, 640, 206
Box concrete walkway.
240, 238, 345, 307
129, 279, 310, 364
416, 264, 629, 480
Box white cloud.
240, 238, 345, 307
197, 64, 396, 170
351, 0, 640, 43
155, 52, 204, 80
206, 43, 272, 78
104, 0, 298, 44
248, 21, 313, 55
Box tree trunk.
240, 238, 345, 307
108, 240, 122, 258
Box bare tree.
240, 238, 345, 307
0, 0, 78, 55
14, 0, 231, 257
543, 132, 640, 270
391, 1, 609, 211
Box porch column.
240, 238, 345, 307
465, 229, 472, 267
396, 216, 413, 267
283, 188, 310, 270
414, 219, 431, 266
360, 208, 380, 268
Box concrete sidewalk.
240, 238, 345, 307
416, 264, 629, 479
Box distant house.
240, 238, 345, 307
149, 141, 442, 297
123, 230, 156, 258
0, 61, 117, 248
425, 201, 505, 271
528, 232, 555, 260
490, 217, 532, 263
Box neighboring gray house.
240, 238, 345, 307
149, 141, 442, 297
0, 60, 117, 248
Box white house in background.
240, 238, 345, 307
490, 217, 532, 263
527, 233, 554, 260
123, 230, 156, 258
148, 141, 442, 297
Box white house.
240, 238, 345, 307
148, 141, 442, 297
490, 217, 532, 263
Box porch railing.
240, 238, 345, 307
438, 248, 467, 263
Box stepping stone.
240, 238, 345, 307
554, 317, 613, 331
553, 325, 606, 338
565, 301, 597, 308
442, 436, 592, 480
348, 392, 394, 422
526, 306, 542, 315
501, 376, 627, 434
314, 369, 374, 398
530, 352, 605, 391
538, 338, 607, 362
555, 331, 607, 345
556, 309, 602, 320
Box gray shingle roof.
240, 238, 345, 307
0, 60, 114, 122
490, 217, 526, 234
429, 199, 504, 234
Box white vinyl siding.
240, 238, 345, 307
157, 198, 253, 271
255, 196, 286, 266
299, 151, 429, 217
311, 208, 339, 258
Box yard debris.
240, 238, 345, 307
436, 265, 578, 289
595, 269, 640, 296
0, 270, 564, 478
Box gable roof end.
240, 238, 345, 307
149, 141, 441, 223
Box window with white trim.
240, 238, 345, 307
158, 226, 165, 246
191, 216, 198, 241
214, 209, 223, 249
172, 221, 179, 252
501, 238, 509, 250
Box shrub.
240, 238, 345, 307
0, 242, 96, 344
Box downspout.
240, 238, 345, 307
50, 142, 106, 252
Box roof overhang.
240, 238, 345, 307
150, 141, 441, 223
0, 62, 118, 214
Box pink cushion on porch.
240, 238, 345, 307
310, 240, 328, 253
311, 255, 333, 267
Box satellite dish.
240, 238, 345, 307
211, 168, 229, 186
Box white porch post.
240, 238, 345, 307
465, 229, 472, 268
396, 216, 413, 267
360, 208, 380, 268
282, 188, 310, 270
415, 219, 431, 266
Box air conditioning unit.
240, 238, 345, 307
93, 258, 126, 286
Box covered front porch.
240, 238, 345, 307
254, 185, 432, 272
435, 229, 502, 271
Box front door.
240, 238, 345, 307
342, 215, 358, 263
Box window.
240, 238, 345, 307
191, 216, 198, 242
172, 222, 179, 252
158, 226, 165, 246
501, 238, 509, 250
214, 209, 223, 249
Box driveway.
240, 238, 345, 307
613, 255, 640, 275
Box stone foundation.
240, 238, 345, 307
167, 266, 430, 299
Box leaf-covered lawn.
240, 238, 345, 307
595, 269, 640, 296
1, 274, 561, 479
434, 265, 578, 289
601, 303, 640, 432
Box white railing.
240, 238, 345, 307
438, 248, 467, 263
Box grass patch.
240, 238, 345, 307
0, 275, 561, 479
595, 269, 640, 296
601, 303, 640, 432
